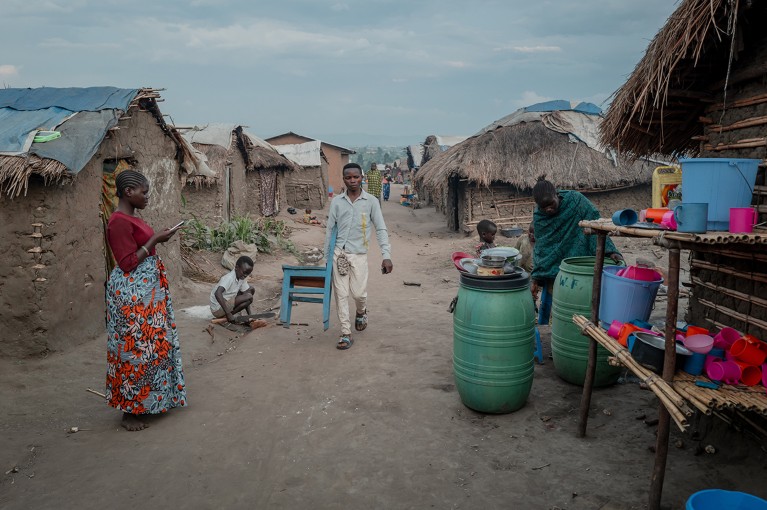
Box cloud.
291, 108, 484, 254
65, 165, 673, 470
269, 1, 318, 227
512, 45, 562, 53
445, 60, 467, 68
511, 91, 554, 109
38, 38, 122, 50
331, 2, 350, 11
0, 65, 19, 77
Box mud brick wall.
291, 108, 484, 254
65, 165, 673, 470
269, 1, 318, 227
0, 107, 183, 357
688, 249, 767, 339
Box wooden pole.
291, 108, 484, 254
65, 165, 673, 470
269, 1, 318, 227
578, 232, 606, 438
649, 248, 680, 510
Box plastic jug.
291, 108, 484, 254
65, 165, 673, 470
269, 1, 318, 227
674, 203, 708, 233
729, 207, 758, 233
652, 165, 682, 208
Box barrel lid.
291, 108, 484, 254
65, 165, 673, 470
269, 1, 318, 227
460, 269, 530, 290
559, 256, 619, 276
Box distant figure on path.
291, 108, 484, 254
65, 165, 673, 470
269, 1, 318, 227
210, 256, 255, 321
531, 175, 623, 324
382, 173, 392, 201
324, 163, 393, 350
366, 163, 383, 202
105, 170, 186, 431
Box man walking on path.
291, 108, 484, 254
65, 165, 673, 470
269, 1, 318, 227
324, 163, 393, 350
366, 163, 383, 202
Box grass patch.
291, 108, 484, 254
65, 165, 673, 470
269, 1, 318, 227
183, 215, 300, 258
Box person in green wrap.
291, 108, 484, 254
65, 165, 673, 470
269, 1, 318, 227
531, 176, 623, 324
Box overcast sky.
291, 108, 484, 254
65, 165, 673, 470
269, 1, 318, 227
2, 0, 676, 146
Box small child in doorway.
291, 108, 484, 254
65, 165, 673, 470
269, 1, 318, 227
475, 219, 497, 257
210, 256, 255, 323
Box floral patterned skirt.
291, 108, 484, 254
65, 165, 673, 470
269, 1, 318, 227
105, 256, 187, 414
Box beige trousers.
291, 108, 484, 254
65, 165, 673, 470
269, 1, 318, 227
332, 248, 369, 336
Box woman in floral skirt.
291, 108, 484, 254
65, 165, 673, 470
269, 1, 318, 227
105, 170, 186, 431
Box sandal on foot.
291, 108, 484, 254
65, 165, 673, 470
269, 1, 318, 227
355, 310, 368, 331
337, 336, 354, 350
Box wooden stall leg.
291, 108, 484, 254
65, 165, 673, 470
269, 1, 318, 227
577, 232, 606, 438
649, 248, 680, 510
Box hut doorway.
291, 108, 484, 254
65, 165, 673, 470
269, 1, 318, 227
260, 168, 279, 216
448, 175, 460, 231
100, 159, 132, 277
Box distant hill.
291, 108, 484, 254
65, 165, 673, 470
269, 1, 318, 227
318, 132, 422, 147
350, 146, 407, 170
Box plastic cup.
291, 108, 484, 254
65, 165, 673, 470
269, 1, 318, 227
713, 327, 741, 349
683, 352, 706, 376
730, 338, 767, 366
607, 320, 623, 339
707, 360, 741, 385
705, 355, 723, 373
736, 362, 762, 386
686, 325, 709, 337
612, 209, 639, 226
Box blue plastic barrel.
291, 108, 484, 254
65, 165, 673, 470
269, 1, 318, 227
599, 266, 662, 326
679, 158, 760, 230
686, 489, 767, 510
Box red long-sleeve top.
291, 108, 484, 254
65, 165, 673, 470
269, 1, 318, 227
107, 211, 156, 272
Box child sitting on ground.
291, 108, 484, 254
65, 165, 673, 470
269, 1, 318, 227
475, 219, 497, 257
303, 209, 321, 225
210, 256, 255, 323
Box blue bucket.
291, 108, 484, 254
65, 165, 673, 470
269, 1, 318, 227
679, 158, 759, 231
687, 489, 767, 510
599, 266, 662, 326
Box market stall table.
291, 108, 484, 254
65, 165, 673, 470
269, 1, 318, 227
575, 218, 767, 510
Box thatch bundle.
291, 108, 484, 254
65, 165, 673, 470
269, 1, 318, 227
229, 127, 298, 173
421, 135, 441, 166
416, 121, 655, 195
0, 154, 69, 196
600, 0, 758, 156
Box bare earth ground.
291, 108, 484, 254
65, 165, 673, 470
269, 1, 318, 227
2, 183, 766, 509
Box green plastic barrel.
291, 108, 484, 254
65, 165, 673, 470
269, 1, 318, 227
551, 256, 620, 387
453, 271, 535, 413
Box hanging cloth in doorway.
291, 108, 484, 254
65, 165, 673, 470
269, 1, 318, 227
260, 168, 278, 216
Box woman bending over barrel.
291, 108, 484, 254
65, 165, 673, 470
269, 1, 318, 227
105, 170, 186, 431
531, 176, 623, 324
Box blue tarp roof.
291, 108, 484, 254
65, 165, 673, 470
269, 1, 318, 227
0, 86, 138, 112
525, 100, 602, 116
0, 87, 139, 175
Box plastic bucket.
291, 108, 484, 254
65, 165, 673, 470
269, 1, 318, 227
679, 158, 760, 231
686, 489, 767, 510
599, 266, 662, 325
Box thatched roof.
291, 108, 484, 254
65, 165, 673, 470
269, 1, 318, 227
601, 0, 767, 156
0, 88, 210, 196
238, 128, 301, 172
417, 114, 656, 193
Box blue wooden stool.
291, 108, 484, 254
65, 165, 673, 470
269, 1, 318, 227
279, 229, 337, 330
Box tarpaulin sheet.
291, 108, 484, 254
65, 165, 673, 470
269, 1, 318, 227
180, 123, 237, 149
274, 140, 322, 167
29, 110, 121, 175
0, 86, 138, 112
0, 107, 74, 154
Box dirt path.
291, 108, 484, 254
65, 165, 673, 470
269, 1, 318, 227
1, 186, 766, 509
